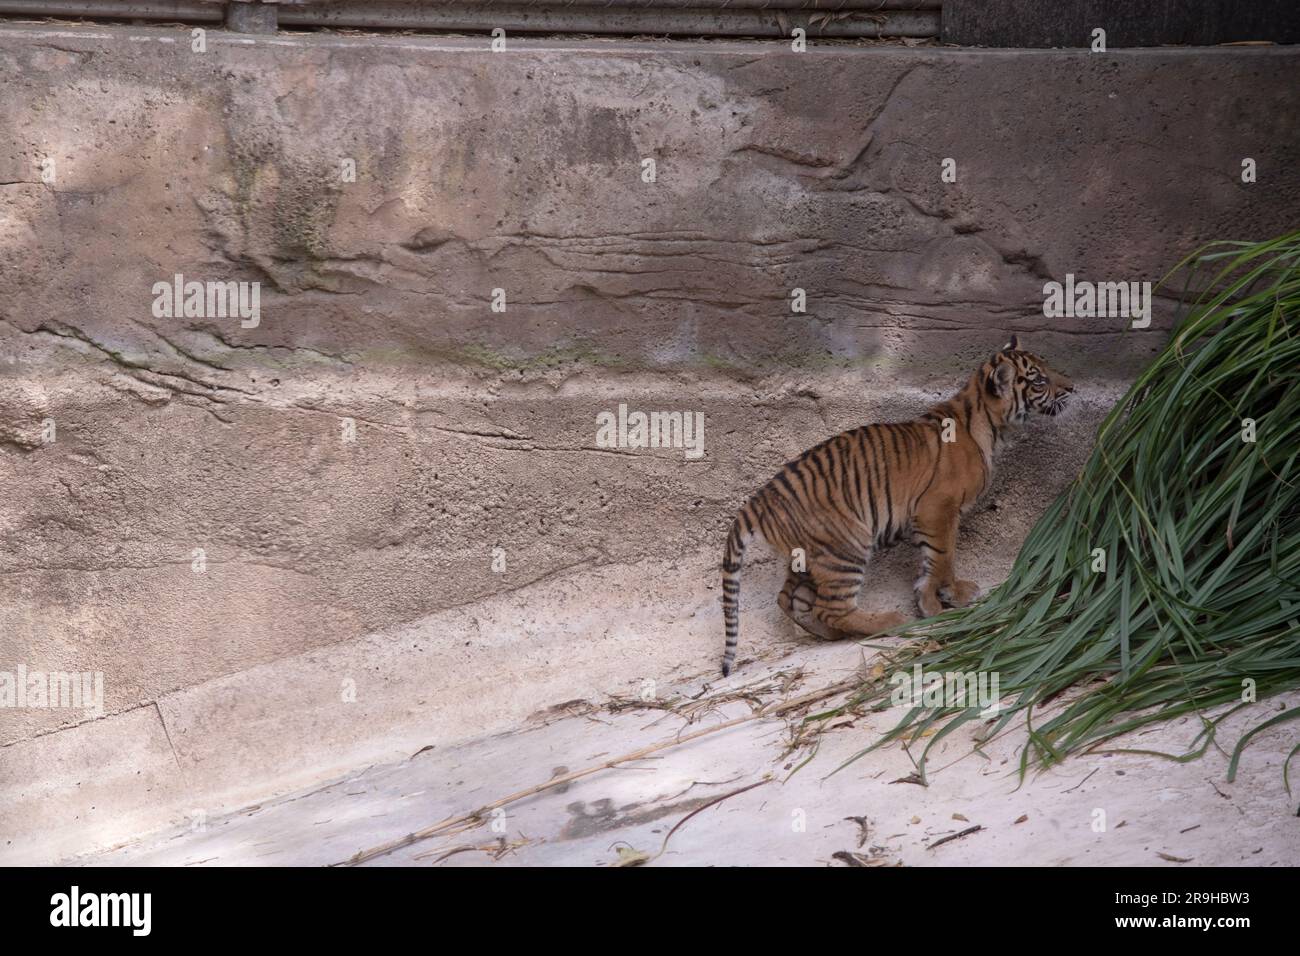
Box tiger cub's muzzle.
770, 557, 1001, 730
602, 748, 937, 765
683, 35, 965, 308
1040, 372, 1075, 416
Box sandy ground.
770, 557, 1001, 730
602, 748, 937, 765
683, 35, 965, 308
75, 638, 1299, 867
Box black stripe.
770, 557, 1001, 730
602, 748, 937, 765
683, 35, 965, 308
865, 429, 885, 530
787, 460, 815, 501
807, 450, 831, 498
826, 442, 843, 481
820, 544, 861, 566
819, 588, 860, 600
887, 425, 904, 462
879, 436, 895, 536
918, 428, 942, 499
849, 444, 869, 523
822, 443, 843, 505
773, 471, 798, 501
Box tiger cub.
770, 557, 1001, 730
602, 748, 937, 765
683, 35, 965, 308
720, 336, 1074, 676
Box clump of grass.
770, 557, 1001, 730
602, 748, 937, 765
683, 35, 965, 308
835, 231, 1300, 784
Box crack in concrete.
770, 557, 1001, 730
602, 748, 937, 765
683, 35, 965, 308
155, 700, 187, 784
490, 443, 711, 460
735, 63, 925, 183
1, 319, 254, 404
0, 558, 319, 577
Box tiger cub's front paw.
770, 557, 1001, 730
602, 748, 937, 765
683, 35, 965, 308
940, 579, 981, 607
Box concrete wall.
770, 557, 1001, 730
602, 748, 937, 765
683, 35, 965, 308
1, 23, 1297, 861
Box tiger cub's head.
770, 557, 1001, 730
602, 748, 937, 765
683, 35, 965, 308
984, 335, 1074, 423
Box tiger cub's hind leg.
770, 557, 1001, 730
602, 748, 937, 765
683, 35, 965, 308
777, 571, 843, 641
808, 560, 907, 639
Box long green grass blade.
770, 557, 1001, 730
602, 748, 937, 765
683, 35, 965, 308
827, 231, 1300, 780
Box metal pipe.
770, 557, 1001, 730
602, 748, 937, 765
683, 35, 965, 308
248, 0, 942, 8
226, 0, 276, 32
0, 0, 221, 20
321, 0, 942, 9
0, 0, 940, 36
278, 2, 940, 36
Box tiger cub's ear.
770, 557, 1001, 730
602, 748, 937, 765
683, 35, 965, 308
1002, 334, 1021, 352
986, 357, 1015, 397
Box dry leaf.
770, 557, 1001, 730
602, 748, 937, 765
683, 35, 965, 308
832, 849, 898, 867
614, 846, 652, 867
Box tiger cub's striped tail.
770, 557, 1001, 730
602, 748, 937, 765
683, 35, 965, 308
720, 506, 756, 676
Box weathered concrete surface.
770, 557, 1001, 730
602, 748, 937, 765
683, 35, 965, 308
73, 644, 1300, 868
0, 383, 1126, 864
1, 24, 1298, 862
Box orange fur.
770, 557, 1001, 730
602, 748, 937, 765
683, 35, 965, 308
720, 336, 1074, 676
